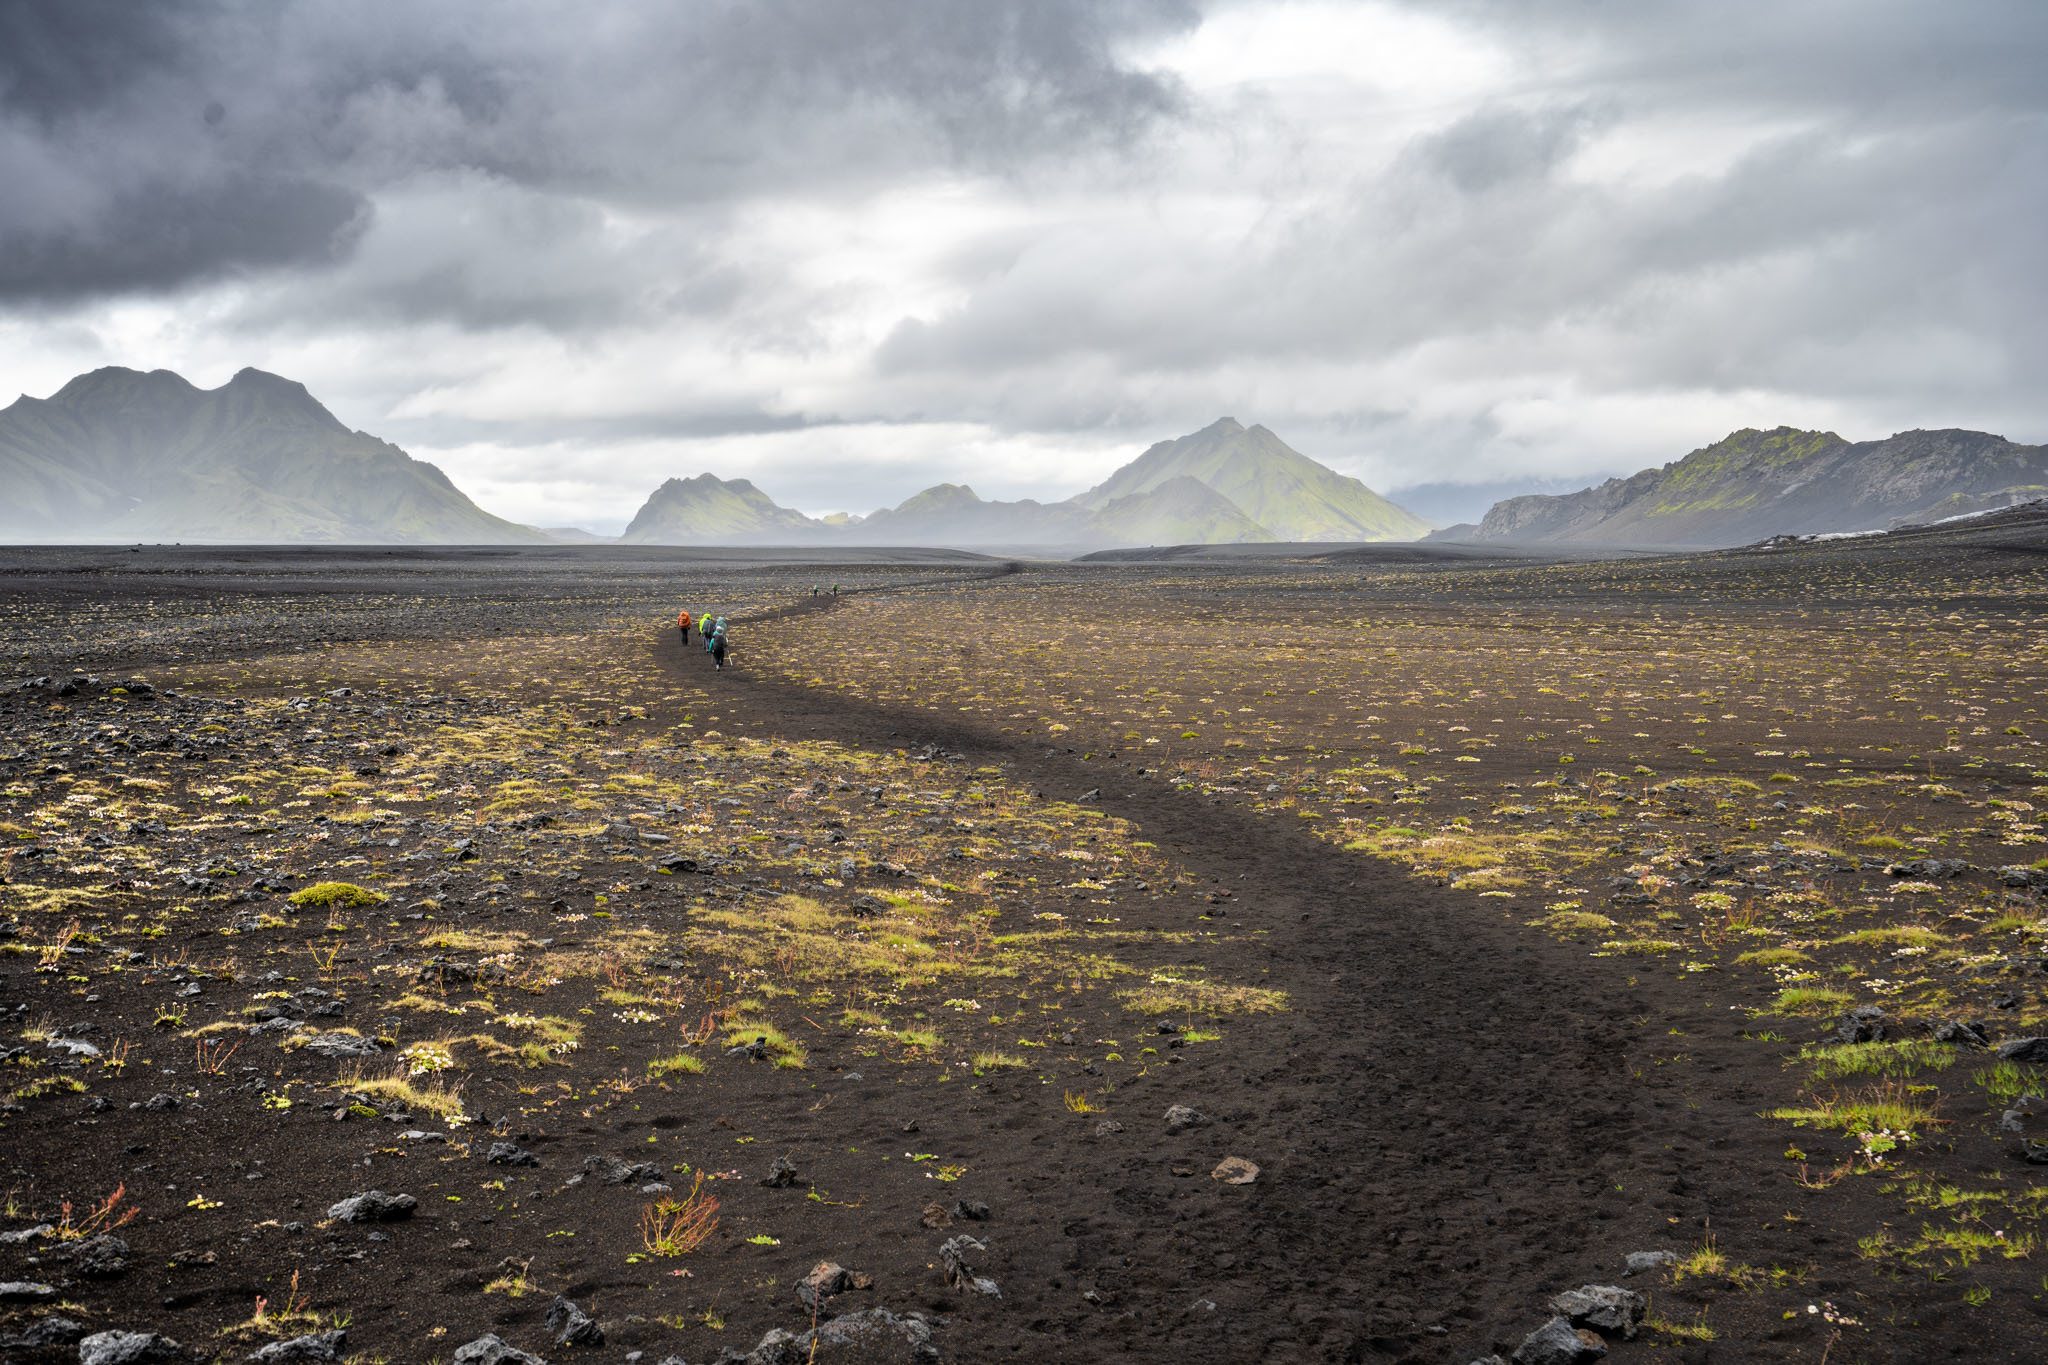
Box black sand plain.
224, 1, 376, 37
2, 519, 2046, 1363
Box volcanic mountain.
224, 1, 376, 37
1075, 417, 1429, 541
620, 417, 1427, 548
0, 366, 543, 543
1440, 427, 2048, 548
619, 473, 824, 543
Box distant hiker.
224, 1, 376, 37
699, 612, 713, 637
677, 609, 692, 644
708, 617, 729, 671
811, 584, 819, 598
831, 582, 840, 596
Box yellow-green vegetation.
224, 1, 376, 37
1766, 1082, 1940, 1136
288, 882, 386, 910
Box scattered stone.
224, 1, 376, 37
545, 1296, 604, 1347
1622, 1250, 1676, 1276
1093, 1120, 1123, 1137
938, 1234, 1000, 1297
1835, 1005, 1890, 1044
301, 1033, 382, 1060
1996, 1036, 2048, 1065
248, 1330, 349, 1362
451, 1335, 548, 1365
918, 1201, 952, 1230
78, 1330, 186, 1364
487, 1142, 540, 1167
0, 1223, 54, 1245
1210, 1156, 1259, 1185
1932, 1020, 1990, 1049
5, 1314, 84, 1348
1511, 1316, 1605, 1365
326, 1190, 417, 1223
952, 1199, 990, 1222
795, 1261, 873, 1313
1998, 1095, 2046, 1134
716, 1308, 936, 1365
0, 1280, 57, 1302
1549, 1285, 1645, 1339
1163, 1103, 1208, 1135
582, 1155, 661, 1185
61, 1233, 131, 1278
760, 1154, 801, 1188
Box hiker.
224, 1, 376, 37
811, 584, 819, 598
699, 611, 713, 638
831, 582, 840, 596
708, 616, 729, 670
677, 609, 692, 644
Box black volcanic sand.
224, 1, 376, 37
0, 538, 2044, 1364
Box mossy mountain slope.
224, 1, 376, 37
1456, 426, 2048, 547
1077, 417, 1429, 541
619, 473, 825, 543
622, 418, 1426, 548
1086, 473, 1275, 545
0, 366, 544, 543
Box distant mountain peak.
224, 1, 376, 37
1445, 425, 2048, 548
1075, 418, 1428, 542
50, 366, 201, 406
0, 363, 543, 544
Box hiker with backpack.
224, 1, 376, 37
677, 609, 692, 644
707, 616, 729, 671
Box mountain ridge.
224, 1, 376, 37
1435, 426, 2048, 547
0, 366, 544, 544
619, 418, 1425, 549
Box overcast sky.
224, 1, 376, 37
3, 1, 2043, 530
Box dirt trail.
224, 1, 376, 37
653, 577, 2011, 1363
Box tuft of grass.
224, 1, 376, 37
1798, 1039, 1958, 1084
1829, 926, 1944, 948
647, 1053, 706, 1078
1534, 910, 1617, 933
1598, 937, 1684, 956
1674, 1237, 1761, 1287
971, 1051, 1027, 1072
1734, 947, 1811, 967
289, 882, 386, 910
339, 1068, 466, 1122
1972, 1060, 2046, 1107
1766, 1081, 1940, 1135
720, 1018, 806, 1069
1119, 972, 1288, 1017
1771, 986, 1855, 1015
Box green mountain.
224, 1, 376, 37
617, 416, 1428, 549
0, 366, 544, 543
849, 483, 1093, 545
618, 473, 824, 543
1448, 426, 2048, 547
1076, 417, 1429, 541
1087, 473, 1274, 545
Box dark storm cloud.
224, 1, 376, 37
876, 0, 2048, 434
0, 0, 1195, 303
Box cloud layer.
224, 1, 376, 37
2, 0, 2042, 530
